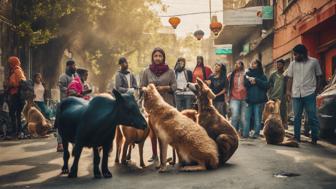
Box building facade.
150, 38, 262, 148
274, 0, 336, 82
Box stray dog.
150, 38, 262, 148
142, 84, 219, 172
192, 78, 239, 165
23, 100, 51, 137
170, 109, 198, 165
115, 124, 150, 168
263, 100, 299, 147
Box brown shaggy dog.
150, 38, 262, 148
263, 100, 299, 147
114, 124, 150, 168
170, 109, 198, 165
142, 84, 219, 172
194, 78, 239, 165
23, 100, 52, 137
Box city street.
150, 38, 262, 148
1, 134, 336, 189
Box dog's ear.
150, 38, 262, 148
141, 86, 148, 92
148, 84, 156, 90
196, 78, 205, 88
112, 89, 124, 102
206, 89, 216, 100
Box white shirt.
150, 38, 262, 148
176, 71, 188, 90
34, 83, 45, 102
176, 71, 193, 96
287, 57, 322, 98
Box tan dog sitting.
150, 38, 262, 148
23, 100, 52, 137
194, 78, 239, 165
170, 109, 198, 165
263, 100, 298, 147
114, 124, 150, 168
142, 84, 219, 172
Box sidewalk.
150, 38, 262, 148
285, 125, 336, 150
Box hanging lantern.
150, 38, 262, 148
194, 30, 205, 40
168, 16, 181, 29
209, 15, 223, 36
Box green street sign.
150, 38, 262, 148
215, 48, 232, 55
262, 6, 273, 20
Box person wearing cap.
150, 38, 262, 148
56, 59, 76, 152
206, 62, 228, 117
5, 56, 26, 138
286, 44, 322, 144
114, 57, 138, 95
59, 60, 77, 101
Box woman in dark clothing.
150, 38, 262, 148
207, 62, 228, 117
244, 59, 268, 138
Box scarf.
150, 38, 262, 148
149, 63, 169, 77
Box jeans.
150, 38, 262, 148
8, 94, 24, 135
292, 93, 319, 141
244, 103, 263, 138
34, 101, 51, 120
175, 94, 194, 111
213, 101, 226, 117
230, 99, 247, 133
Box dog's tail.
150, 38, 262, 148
279, 140, 299, 148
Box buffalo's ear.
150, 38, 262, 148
112, 89, 124, 102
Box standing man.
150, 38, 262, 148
268, 59, 288, 129
114, 57, 138, 95
286, 44, 322, 144
174, 57, 194, 111
57, 59, 76, 152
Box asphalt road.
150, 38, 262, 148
0, 135, 336, 189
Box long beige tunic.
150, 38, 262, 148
141, 68, 177, 106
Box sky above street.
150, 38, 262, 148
153, 0, 223, 38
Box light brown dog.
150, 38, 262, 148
263, 100, 299, 147
194, 78, 239, 165
170, 109, 198, 165
114, 124, 150, 168
142, 84, 219, 172
23, 100, 52, 137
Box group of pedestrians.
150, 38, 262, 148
114, 44, 322, 146
1, 43, 322, 149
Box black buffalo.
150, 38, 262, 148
56, 90, 147, 178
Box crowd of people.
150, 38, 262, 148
1, 43, 322, 151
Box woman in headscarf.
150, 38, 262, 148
192, 56, 212, 82
140, 47, 177, 163
5, 56, 26, 138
